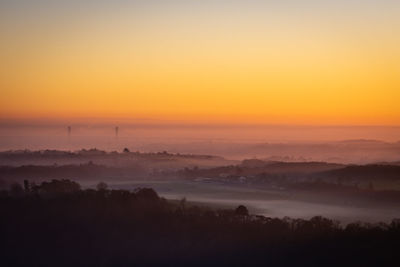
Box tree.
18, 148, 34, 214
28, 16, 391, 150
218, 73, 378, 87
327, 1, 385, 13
135, 188, 159, 201
96, 182, 108, 191
23, 180, 30, 193
179, 197, 187, 211
123, 148, 130, 153
10, 183, 24, 197
235, 205, 249, 216
38, 179, 80, 194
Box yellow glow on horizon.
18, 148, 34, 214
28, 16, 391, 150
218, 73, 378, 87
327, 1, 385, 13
1, 2, 399, 125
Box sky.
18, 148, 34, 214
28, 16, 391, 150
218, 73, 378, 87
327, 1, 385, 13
1, 0, 399, 126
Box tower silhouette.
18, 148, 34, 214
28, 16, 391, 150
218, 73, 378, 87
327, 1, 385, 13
115, 126, 119, 138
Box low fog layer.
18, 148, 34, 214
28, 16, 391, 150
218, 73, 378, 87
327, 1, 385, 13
107, 180, 400, 224
1, 149, 399, 224
1, 124, 400, 163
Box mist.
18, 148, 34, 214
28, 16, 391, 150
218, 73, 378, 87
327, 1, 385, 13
1, 123, 400, 163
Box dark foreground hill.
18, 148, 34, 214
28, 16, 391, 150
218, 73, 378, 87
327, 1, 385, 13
318, 164, 400, 181
1, 180, 399, 267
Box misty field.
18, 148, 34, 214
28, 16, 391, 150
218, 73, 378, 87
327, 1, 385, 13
96, 180, 400, 224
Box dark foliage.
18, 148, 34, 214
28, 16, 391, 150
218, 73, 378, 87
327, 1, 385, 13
0, 180, 399, 267
0, 163, 146, 182
319, 164, 400, 181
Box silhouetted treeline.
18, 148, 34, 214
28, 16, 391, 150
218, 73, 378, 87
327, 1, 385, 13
0, 149, 219, 160
179, 161, 343, 179
179, 162, 400, 193
0, 149, 225, 167
318, 164, 400, 181
0, 180, 399, 266
0, 163, 145, 184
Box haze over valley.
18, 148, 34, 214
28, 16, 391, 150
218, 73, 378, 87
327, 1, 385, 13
1, 0, 400, 265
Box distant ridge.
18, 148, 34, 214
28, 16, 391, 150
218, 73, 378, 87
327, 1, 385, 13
335, 139, 387, 144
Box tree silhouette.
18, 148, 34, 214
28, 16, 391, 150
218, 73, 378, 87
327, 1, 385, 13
235, 205, 249, 216
96, 181, 108, 191
9, 182, 24, 197
23, 180, 30, 193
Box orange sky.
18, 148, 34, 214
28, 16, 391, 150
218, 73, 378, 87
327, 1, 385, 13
1, 1, 399, 125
